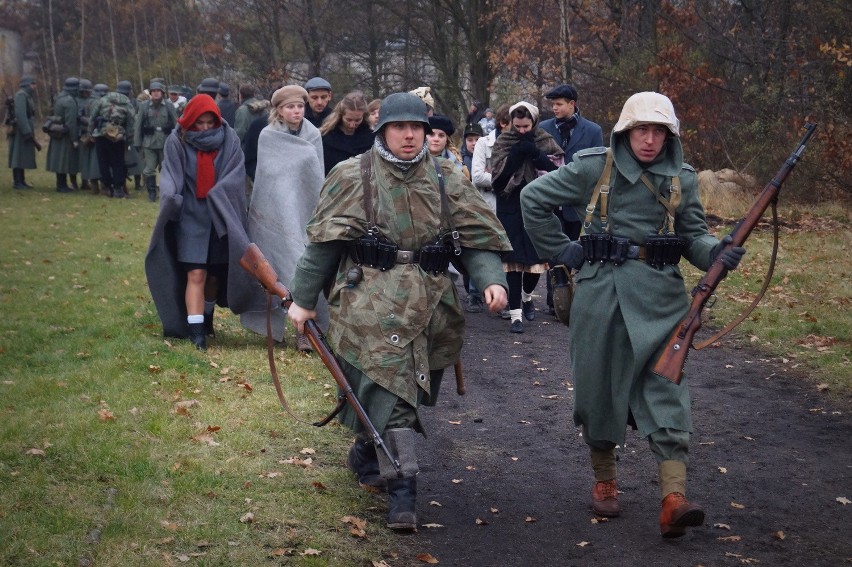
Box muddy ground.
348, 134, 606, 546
382, 283, 851, 567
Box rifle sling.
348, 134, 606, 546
694, 199, 780, 350
264, 292, 345, 427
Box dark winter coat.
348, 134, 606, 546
321, 122, 375, 176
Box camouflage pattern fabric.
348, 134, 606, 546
305, 149, 511, 407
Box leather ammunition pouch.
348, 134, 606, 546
580, 233, 685, 269
350, 235, 455, 274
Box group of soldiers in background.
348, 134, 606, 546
7, 73, 332, 203
5, 75, 246, 201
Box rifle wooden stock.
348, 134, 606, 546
239, 243, 402, 475
653, 123, 817, 385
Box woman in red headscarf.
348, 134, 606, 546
145, 94, 263, 350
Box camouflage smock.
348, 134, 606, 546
291, 148, 511, 408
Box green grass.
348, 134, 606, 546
1, 141, 849, 564
0, 152, 403, 565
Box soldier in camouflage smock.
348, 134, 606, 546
287, 92, 511, 531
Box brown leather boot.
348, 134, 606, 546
592, 479, 621, 517
659, 492, 704, 538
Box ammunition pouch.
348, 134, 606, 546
644, 235, 686, 269
102, 122, 124, 142
142, 125, 155, 136
580, 233, 685, 269
350, 235, 455, 274
549, 264, 574, 327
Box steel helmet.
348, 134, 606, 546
374, 92, 431, 133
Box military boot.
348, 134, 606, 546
590, 447, 620, 517
188, 322, 207, 351
69, 174, 79, 191
134, 175, 142, 191
146, 175, 157, 202
56, 174, 72, 193
658, 460, 704, 538
90, 179, 101, 195
386, 477, 417, 530
20, 170, 34, 188
13, 169, 28, 190
346, 436, 387, 491
113, 183, 128, 199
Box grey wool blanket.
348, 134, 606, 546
240, 119, 329, 340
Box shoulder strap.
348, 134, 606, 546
639, 173, 681, 234
583, 149, 615, 232
359, 152, 376, 231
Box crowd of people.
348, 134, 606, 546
8, 72, 746, 539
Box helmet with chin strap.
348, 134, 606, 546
374, 92, 432, 133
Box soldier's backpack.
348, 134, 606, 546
98, 93, 130, 142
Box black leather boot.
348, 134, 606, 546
69, 174, 79, 190
56, 174, 72, 193
188, 322, 207, 350
13, 169, 28, 190
146, 175, 157, 202
134, 175, 142, 191
347, 438, 387, 491
386, 477, 417, 530
20, 170, 33, 188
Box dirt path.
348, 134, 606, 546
390, 285, 851, 566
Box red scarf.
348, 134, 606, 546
178, 96, 222, 199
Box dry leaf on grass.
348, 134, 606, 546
280, 457, 313, 468
98, 409, 115, 421
341, 515, 367, 531
239, 512, 254, 524
175, 400, 200, 409
191, 433, 219, 447
160, 520, 179, 532
417, 552, 439, 563
26, 448, 46, 456
300, 447, 316, 455
300, 548, 321, 556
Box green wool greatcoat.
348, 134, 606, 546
45, 89, 80, 174
289, 148, 512, 434
78, 93, 100, 180
8, 85, 37, 169
520, 133, 719, 445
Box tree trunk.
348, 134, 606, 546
106, 0, 119, 84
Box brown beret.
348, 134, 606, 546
271, 85, 308, 107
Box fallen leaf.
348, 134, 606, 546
148, 365, 161, 373
714, 523, 731, 530
525, 516, 537, 523
98, 409, 115, 421
371, 561, 392, 567
718, 466, 728, 474
591, 517, 609, 524
26, 448, 46, 456
312, 481, 327, 491
271, 548, 291, 557
160, 520, 179, 532
576, 541, 590, 547
429, 501, 442, 507
191, 433, 219, 447
422, 523, 444, 528
300, 548, 321, 556
175, 400, 200, 409
837, 496, 851, 505
177, 555, 190, 562
490, 507, 499, 514
239, 512, 254, 524
300, 447, 316, 455
259, 471, 282, 478
731, 502, 746, 509
417, 553, 439, 564
195, 541, 212, 548
279, 457, 313, 468
718, 535, 742, 542
448, 420, 462, 425
155, 537, 175, 545
475, 517, 488, 525
451, 479, 463, 484
341, 515, 367, 531
816, 383, 830, 391
773, 530, 785, 540
207, 425, 221, 433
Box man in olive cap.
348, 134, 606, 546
45, 77, 81, 193
9, 76, 40, 190
286, 92, 510, 531
521, 91, 746, 538
303, 76, 332, 128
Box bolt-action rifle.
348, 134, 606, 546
239, 243, 402, 476
653, 123, 817, 385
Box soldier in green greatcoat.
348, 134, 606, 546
114, 81, 144, 192
134, 80, 177, 201
76, 79, 101, 192
287, 93, 511, 531
8, 76, 40, 190
45, 77, 81, 193
521, 92, 745, 538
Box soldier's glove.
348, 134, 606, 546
710, 235, 746, 276
553, 241, 585, 270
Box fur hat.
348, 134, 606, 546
271, 85, 308, 107
428, 114, 455, 137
